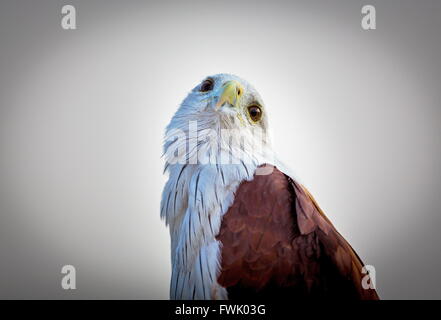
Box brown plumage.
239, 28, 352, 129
216, 164, 379, 300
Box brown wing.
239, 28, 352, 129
216, 164, 379, 300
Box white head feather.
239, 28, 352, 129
161, 74, 277, 299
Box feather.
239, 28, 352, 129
216, 165, 379, 300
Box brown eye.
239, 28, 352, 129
200, 79, 214, 92
247, 105, 262, 122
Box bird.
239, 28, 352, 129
160, 73, 379, 300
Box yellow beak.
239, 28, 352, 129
216, 80, 244, 109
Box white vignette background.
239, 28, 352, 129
0, 0, 441, 299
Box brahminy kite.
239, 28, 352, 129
160, 74, 379, 300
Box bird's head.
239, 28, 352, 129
182, 74, 267, 130
165, 74, 272, 166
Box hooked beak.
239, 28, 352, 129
215, 80, 244, 109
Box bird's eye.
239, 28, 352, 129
200, 79, 214, 92
247, 105, 262, 122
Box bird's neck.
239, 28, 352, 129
162, 121, 274, 299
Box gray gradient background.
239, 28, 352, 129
0, 0, 440, 299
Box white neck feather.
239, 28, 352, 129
161, 117, 274, 299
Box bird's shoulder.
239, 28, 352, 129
216, 164, 379, 300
